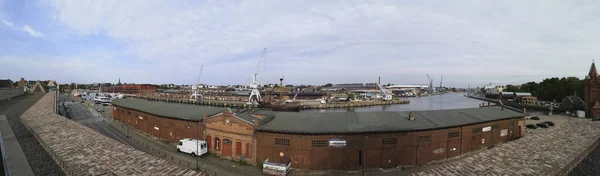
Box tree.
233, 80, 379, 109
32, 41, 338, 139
70, 83, 76, 89
285, 84, 294, 87
347, 93, 355, 101
508, 77, 584, 101
323, 83, 333, 87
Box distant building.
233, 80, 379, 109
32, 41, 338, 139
32, 80, 47, 92
17, 78, 28, 87
584, 62, 600, 118
0, 79, 13, 88
103, 84, 158, 96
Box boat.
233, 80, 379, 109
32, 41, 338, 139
93, 96, 111, 104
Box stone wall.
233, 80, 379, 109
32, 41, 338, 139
0, 88, 25, 101
20, 93, 206, 176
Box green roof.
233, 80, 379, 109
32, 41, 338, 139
111, 98, 225, 121
256, 106, 523, 134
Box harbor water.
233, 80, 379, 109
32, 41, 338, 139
303, 92, 491, 112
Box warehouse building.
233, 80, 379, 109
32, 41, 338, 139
111, 98, 525, 171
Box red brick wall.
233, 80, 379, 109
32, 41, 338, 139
255, 118, 523, 170
112, 105, 204, 143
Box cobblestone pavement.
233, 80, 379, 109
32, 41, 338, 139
20, 93, 206, 176
410, 115, 600, 176
570, 128, 600, 176
0, 93, 65, 176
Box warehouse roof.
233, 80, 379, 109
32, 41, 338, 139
111, 98, 224, 121
256, 106, 523, 134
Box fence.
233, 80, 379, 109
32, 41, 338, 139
555, 136, 600, 176
109, 121, 226, 176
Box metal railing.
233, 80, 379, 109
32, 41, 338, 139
109, 121, 225, 176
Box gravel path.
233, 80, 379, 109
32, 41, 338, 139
0, 93, 65, 176
570, 141, 600, 176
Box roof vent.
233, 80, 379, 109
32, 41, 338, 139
409, 112, 415, 120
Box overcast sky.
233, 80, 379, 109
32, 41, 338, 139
0, 0, 598, 87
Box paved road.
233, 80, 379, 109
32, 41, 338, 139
61, 96, 142, 150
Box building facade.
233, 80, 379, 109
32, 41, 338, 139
585, 62, 600, 118
104, 84, 158, 96
111, 98, 525, 171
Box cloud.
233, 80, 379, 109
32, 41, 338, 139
39, 1, 600, 86
1, 19, 12, 27
22, 25, 45, 38
1, 19, 45, 38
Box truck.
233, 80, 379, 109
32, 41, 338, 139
176, 138, 208, 157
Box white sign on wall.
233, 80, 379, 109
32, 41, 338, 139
482, 139, 485, 144
500, 129, 508, 137
329, 138, 346, 147
139, 116, 143, 120
154, 126, 159, 130
482, 126, 491, 132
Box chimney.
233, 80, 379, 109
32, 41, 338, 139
253, 119, 259, 126
409, 112, 415, 120
487, 101, 490, 107
501, 105, 504, 111
523, 108, 526, 114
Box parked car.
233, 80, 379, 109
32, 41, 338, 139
526, 124, 538, 129
177, 138, 208, 157
530, 116, 540, 120
544, 121, 555, 126
536, 122, 549, 128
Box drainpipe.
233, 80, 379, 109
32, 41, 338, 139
252, 119, 258, 165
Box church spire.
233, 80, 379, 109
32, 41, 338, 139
117, 78, 122, 85
589, 60, 598, 80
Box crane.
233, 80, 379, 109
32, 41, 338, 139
248, 48, 268, 105
439, 75, 443, 92
377, 83, 393, 101
190, 65, 203, 101
426, 74, 434, 94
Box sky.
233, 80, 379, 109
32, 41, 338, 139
0, 0, 599, 88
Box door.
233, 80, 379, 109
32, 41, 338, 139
223, 139, 233, 157
152, 124, 160, 138
236, 142, 242, 157
381, 147, 397, 168
206, 136, 212, 153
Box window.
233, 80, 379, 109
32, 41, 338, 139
417, 135, 431, 142
492, 124, 500, 130
448, 132, 460, 138
215, 137, 220, 150
382, 138, 397, 145
346, 139, 359, 146
472, 128, 482, 133
312, 140, 328, 148
274, 138, 290, 146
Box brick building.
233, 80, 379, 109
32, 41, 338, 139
585, 62, 600, 118
111, 98, 525, 170
103, 84, 158, 96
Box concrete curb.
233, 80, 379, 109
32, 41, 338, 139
0, 115, 35, 176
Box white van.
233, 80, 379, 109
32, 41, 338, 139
177, 138, 208, 157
